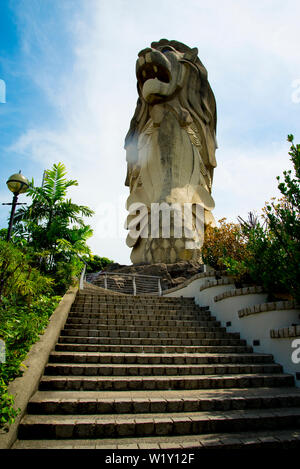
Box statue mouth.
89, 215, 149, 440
137, 63, 171, 87
136, 50, 172, 88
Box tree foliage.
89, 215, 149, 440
0, 240, 53, 301
203, 137, 300, 301
85, 255, 114, 273
14, 162, 94, 255
262, 135, 300, 300
12, 162, 94, 292
202, 218, 247, 271
0, 163, 96, 429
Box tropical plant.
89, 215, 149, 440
13, 162, 94, 273
223, 223, 287, 295
237, 211, 262, 233
202, 218, 247, 271
85, 255, 114, 273
0, 240, 53, 301
0, 163, 95, 429
263, 135, 300, 300
0, 293, 61, 431
0, 378, 19, 431
223, 136, 300, 301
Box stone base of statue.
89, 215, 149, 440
100, 260, 205, 291
130, 236, 202, 265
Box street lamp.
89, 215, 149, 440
4, 171, 29, 241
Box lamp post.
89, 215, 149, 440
4, 171, 29, 241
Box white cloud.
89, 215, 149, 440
213, 141, 293, 223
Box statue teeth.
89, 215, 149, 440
142, 70, 147, 78
153, 65, 158, 73
138, 56, 145, 66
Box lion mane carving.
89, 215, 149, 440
125, 39, 217, 264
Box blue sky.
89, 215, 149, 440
0, 0, 300, 264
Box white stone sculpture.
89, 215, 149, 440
125, 39, 217, 264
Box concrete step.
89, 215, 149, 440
67, 314, 221, 327
61, 327, 235, 339
18, 407, 300, 440
74, 296, 198, 304
71, 304, 204, 312
65, 319, 223, 332
38, 373, 294, 391
27, 388, 300, 415
55, 343, 254, 354
71, 308, 208, 316
49, 351, 274, 365
13, 428, 300, 449
71, 306, 212, 314
57, 335, 246, 346
43, 363, 283, 377
68, 313, 217, 322
73, 301, 193, 306
72, 301, 201, 306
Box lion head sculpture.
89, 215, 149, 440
124, 39, 218, 264
125, 39, 217, 185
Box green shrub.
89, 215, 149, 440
223, 136, 300, 301
0, 378, 19, 432
54, 258, 82, 295
0, 162, 96, 430
85, 255, 114, 273
0, 294, 61, 430
202, 218, 247, 271
0, 240, 53, 301
223, 223, 289, 297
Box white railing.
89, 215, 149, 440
85, 272, 162, 296
79, 263, 87, 291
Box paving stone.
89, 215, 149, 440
135, 419, 155, 436
154, 418, 173, 435
96, 399, 114, 413
114, 398, 132, 413
116, 420, 136, 437
150, 399, 167, 413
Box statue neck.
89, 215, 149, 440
149, 97, 193, 128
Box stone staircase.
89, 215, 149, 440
13, 291, 300, 449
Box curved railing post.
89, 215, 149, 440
85, 272, 162, 296
133, 275, 137, 296
79, 264, 86, 291
158, 278, 162, 296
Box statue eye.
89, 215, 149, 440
161, 47, 172, 54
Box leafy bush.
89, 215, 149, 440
207, 137, 300, 301
13, 162, 94, 280
0, 163, 95, 430
262, 135, 300, 301
223, 222, 289, 296
0, 379, 19, 430
54, 258, 83, 295
0, 294, 61, 431
0, 241, 60, 430
0, 240, 53, 301
85, 255, 114, 273
202, 218, 247, 271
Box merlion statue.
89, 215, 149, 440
125, 39, 217, 264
